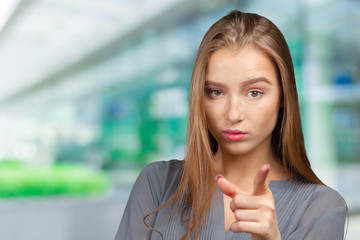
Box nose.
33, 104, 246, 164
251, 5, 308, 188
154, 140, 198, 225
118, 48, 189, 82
227, 96, 245, 123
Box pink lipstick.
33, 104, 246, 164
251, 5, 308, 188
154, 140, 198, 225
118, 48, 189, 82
223, 129, 247, 141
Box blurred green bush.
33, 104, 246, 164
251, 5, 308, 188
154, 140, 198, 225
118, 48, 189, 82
0, 160, 110, 198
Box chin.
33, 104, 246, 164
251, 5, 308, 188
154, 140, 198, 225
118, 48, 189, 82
218, 142, 254, 156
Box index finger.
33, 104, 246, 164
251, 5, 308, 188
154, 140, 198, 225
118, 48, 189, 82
216, 174, 240, 198
252, 164, 270, 196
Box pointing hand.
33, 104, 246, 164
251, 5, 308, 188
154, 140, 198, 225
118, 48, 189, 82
216, 164, 281, 240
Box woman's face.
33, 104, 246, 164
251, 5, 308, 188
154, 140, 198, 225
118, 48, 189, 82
204, 46, 281, 157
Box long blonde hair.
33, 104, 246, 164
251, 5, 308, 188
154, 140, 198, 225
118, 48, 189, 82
145, 10, 323, 239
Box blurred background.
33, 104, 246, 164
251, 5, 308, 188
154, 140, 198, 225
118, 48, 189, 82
0, 0, 359, 239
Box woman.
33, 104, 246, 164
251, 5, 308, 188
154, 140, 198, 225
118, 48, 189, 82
115, 10, 347, 240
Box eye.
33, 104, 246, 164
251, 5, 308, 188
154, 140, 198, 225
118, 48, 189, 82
207, 89, 223, 97
248, 90, 263, 98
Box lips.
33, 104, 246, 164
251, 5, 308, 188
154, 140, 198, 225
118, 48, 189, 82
222, 129, 247, 141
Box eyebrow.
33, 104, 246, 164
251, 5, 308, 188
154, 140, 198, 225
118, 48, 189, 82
205, 77, 272, 87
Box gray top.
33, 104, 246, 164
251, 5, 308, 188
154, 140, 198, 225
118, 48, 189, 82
115, 160, 346, 240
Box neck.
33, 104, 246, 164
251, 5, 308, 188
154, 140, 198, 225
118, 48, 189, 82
214, 144, 289, 193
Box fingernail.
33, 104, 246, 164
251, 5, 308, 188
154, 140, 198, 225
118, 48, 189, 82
265, 164, 270, 174
215, 174, 223, 182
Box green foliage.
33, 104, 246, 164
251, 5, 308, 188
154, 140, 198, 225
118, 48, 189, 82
0, 160, 110, 198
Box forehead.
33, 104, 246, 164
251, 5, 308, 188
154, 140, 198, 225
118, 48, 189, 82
206, 46, 279, 85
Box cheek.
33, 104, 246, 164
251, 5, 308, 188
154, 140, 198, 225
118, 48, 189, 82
251, 101, 280, 129
204, 104, 216, 127
204, 102, 221, 134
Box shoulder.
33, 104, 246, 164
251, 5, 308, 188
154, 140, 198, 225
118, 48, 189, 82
139, 159, 183, 201
276, 177, 345, 203
291, 179, 346, 209
310, 184, 346, 211
272, 178, 346, 218
143, 159, 183, 173
289, 180, 347, 216
117, 160, 183, 239
141, 159, 183, 182
279, 182, 348, 239
273, 179, 347, 238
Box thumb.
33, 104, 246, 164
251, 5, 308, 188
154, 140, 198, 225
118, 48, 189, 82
252, 164, 270, 196
216, 174, 240, 198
